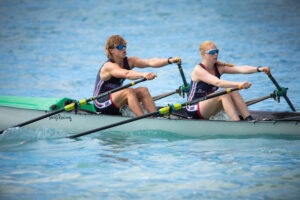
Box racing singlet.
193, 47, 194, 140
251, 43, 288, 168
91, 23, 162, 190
188, 63, 221, 101
186, 63, 221, 119
93, 57, 131, 114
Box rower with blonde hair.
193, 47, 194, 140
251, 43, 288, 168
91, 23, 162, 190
186, 40, 270, 121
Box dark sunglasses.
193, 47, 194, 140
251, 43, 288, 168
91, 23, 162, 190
205, 49, 219, 55
116, 44, 127, 50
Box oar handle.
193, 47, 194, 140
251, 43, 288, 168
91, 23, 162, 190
61, 78, 148, 111
267, 73, 296, 111
87, 78, 147, 103
164, 87, 243, 114
51, 78, 148, 112
188, 87, 242, 105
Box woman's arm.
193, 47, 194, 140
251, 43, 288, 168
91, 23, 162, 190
192, 65, 252, 89
221, 65, 270, 74
129, 56, 180, 68
101, 62, 156, 81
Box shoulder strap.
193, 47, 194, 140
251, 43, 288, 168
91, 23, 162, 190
199, 63, 207, 70
214, 63, 221, 78
123, 57, 130, 70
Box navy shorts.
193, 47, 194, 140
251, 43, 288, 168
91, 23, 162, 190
186, 104, 204, 119
94, 94, 121, 115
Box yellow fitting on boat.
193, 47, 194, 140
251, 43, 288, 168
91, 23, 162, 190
65, 102, 75, 111
79, 99, 87, 106
131, 81, 135, 86
159, 106, 170, 115
226, 88, 231, 93
173, 103, 182, 111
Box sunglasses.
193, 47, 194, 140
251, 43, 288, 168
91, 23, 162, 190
115, 44, 127, 50
204, 49, 219, 55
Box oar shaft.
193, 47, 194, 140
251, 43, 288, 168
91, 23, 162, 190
0, 108, 64, 134
177, 64, 188, 87
86, 78, 147, 103
267, 74, 281, 89
246, 94, 274, 106
189, 87, 242, 105
153, 90, 179, 101
69, 111, 157, 139
68, 87, 243, 139
267, 73, 296, 111
0, 78, 148, 134
283, 96, 296, 111
15, 109, 63, 127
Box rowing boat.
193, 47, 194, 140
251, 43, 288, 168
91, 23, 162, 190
0, 95, 299, 139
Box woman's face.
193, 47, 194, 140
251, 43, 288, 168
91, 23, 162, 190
202, 44, 219, 64
110, 43, 127, 58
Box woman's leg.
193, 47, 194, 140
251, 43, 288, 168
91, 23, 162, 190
134, 87, 157, 113
199, 94, 240, 121
111, 88, 144, 116
230, 91, 251, 119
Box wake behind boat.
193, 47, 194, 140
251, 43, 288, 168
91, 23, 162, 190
0, 95, 299, 139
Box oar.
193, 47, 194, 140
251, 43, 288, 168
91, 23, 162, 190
177, 63, 190, 96
266, 72, 296, 111
177, 63, 189, 89
0, 78, 147, 134
246, 93, 275, 106
152, 87, 182, 101
68, 86, 243, 139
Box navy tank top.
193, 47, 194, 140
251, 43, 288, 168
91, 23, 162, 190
93, 57, 131, 99
187, 63, 221, 102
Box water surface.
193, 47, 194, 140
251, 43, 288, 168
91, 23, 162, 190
0, 0, 300, 199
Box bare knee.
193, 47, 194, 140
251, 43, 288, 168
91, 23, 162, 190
135, 87, 151, 97
220, 93, 232, 102
230, 91, 241, 98
136, 87, 149, 93
124, 88, 136, 97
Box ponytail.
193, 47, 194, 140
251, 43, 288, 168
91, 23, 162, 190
216, 61, 234, 67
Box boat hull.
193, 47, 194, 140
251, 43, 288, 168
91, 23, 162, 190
0, 106, 299, 138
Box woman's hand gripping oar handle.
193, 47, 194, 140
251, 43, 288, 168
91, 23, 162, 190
80, 78, 147, 105
0, 78, 147, 134
68, 86, 243, 139
265, 71, 296, 111
188, 86, 243, 105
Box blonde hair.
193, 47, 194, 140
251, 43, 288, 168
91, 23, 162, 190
105, 35, 127, 61
199, 40, 234, 67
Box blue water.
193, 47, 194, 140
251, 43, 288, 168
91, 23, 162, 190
0, 0, 300, 199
